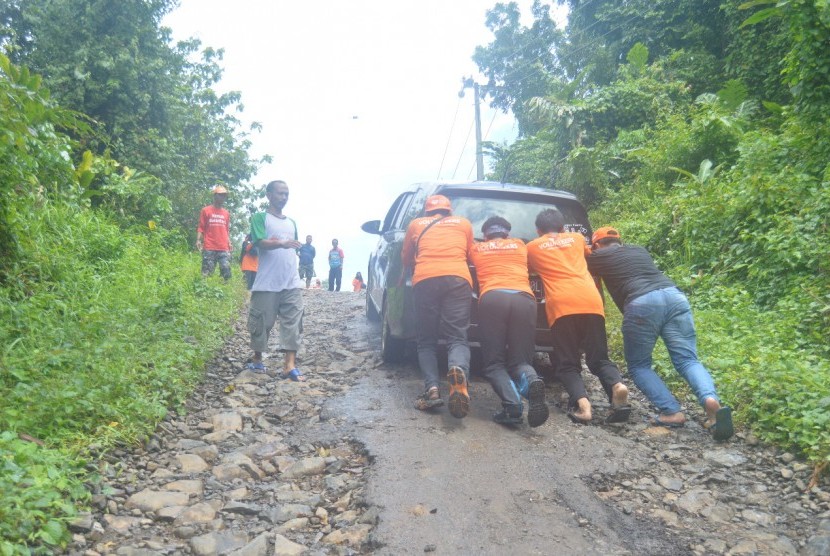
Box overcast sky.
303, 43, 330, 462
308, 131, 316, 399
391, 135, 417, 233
164, 0, 566, 282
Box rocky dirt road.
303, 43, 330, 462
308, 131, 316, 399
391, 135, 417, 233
70, 291, 830, 555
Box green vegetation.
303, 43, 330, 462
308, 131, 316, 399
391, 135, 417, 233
0, 0, 256, 548
476, 1, 830, 463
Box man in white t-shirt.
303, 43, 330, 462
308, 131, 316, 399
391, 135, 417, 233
247, 180, 307, 381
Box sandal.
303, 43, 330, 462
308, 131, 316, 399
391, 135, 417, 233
704, 406, 734, 442
247, 361, 267, 373
281, 368, 306, 382
415, 387, 444, 410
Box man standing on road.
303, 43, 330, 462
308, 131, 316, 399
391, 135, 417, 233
587, 227, 733, 440
247, 180, 307, 382
196, 185, 232, 281
527, 209, 630, 424
298, 235, 316, 289
328, 238, 345, 291
470, 216, 549, 427
402, 195, 474, 418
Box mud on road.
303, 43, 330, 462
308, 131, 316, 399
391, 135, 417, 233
73, 291, 830, 555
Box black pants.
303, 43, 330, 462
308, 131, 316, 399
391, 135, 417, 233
551, 313, 622, 408
478, 290, 539, 408
328, 267, 342, 291
413, 276, 472, 391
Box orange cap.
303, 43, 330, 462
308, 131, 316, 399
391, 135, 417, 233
212, 185, 228, 194
424, 195, 451, 213
592, 226, 620, 246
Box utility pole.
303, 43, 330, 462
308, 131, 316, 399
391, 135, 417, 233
459, 77, 484, 180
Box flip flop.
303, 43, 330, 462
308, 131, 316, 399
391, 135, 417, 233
706, 406, 734, 442
567, 410, 592, 425
605, 404, 632, 424
281, 368, 306, 382
650, 415, 685, 428
246, 361, 267, 372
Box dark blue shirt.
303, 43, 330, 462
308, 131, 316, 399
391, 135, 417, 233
298, 244, 316, 266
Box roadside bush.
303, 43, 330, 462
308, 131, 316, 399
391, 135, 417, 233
0, 201, 245, 550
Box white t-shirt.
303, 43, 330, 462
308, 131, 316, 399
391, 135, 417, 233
251, 214, 304, 292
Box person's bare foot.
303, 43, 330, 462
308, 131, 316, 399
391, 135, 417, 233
611, 382, 629, 407
570, 397, 592, 423
703, 397, 722, 429
653, 411, 686, 427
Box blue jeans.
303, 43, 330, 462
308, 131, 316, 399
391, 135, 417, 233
622, 287, 719, 415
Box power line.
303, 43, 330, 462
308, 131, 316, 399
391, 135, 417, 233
437, 95, 463, 179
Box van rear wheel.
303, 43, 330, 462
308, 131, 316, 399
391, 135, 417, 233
366, 289, 380, 322
381, 299, 405, 363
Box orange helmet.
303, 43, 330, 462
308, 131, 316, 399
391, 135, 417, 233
424, 195, 452, 213
591, 226, 620, 246
212, 185, 228, 194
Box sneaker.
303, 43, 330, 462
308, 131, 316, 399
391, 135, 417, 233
414, 387, 444, 411
447, 366, 470, 418
493, 405, 523, 426
526, 377, 549, 427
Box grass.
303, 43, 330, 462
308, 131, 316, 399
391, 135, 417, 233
0, 203, 247, 553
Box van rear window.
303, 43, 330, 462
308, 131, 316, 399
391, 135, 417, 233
449, 196, 589, 242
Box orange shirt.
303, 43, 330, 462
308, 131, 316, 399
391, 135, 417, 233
401, 215, 473, 286
526, 232, 603, 326
352, 279, 364, 292
197, 205, 230, 251
241, 243, 258, 272
469, 237, 533, 298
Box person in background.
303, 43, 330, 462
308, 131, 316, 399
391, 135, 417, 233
526, 209, 630, 424
312, 278, 322, 289
196, 185, 232, 281
240, 233, 258, 293
298, 235, 316, 289
587, 226, 733, 440
402, 195, 474, 418
247, 180, 306, 382
352, 271, 365, 292
328, 238, 345, 291
470, 216, 549, 427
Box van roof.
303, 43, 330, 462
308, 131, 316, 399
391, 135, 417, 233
413, 181, 579, 200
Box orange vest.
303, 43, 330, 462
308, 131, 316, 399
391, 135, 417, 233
401, 215, 473, 286
241, 243, 258, 272
470, 237, 533, 298
526, 232, 603, 326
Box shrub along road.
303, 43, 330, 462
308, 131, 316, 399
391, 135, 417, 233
73, 291, 829, 555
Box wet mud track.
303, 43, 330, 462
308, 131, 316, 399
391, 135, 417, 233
75, 290, 830, 555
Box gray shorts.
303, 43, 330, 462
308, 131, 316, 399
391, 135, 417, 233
248, 289, 304, 353
298, 264, 315, 280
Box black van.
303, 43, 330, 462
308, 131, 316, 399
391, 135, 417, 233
361, 181, 592, 363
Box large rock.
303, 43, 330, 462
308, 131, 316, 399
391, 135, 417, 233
228, 532, 268, 556
272, 534, 307, 556
320, 524, 372, 546
125, 489, 189, 512
261, 504, 313, 524
176, 454, 210, 473
174, 502, 217, 526
212, 412, 243, 432
190, 532, 249, 556
674, 489, 716, 515
281, 457, 326, 479
163, 479, 204, 495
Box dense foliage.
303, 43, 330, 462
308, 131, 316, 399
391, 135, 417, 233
476, 1, 830, 463
0, 0, 255, 547
0, 0, 266, 240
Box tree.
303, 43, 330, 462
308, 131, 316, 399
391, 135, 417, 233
473, 1, 565, 133
0, 0, 264, 235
